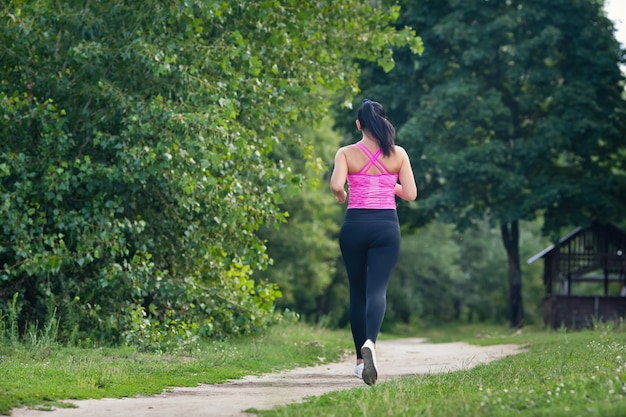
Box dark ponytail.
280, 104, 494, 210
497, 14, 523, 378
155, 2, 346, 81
358, 99, 396, 157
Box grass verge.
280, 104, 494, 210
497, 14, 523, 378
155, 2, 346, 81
254, 322, 626, 417
3, 321, 626, 417
0, 321, 353, 415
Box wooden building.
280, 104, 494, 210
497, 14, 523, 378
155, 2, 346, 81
527, 222, 626, 329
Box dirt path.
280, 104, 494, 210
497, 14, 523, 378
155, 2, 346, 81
11, 338, 522, 417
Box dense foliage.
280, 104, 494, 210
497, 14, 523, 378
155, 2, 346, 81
385, 219, 547, 331
0, 0, 422, 348
254, 117, 344, 320
354, 0, 626, 327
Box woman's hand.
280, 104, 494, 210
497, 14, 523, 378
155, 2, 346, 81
335, 190, 347, 204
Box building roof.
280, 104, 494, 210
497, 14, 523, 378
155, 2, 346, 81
526, 226, 583, 265
527, 222, 626, 266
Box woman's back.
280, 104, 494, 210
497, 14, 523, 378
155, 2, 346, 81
346, 142, 399, 210
344, 143, 405, 175
330, 99, 417, 205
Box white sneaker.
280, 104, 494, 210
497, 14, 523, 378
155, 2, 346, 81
354, 363, 364, 379
360, 340, 378, 385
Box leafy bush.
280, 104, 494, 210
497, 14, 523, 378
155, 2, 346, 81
0, 1, 421, 346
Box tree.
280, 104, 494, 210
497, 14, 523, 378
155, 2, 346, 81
355, 0, 626, 327
254, 116, 344, 320
0, 0, 422, 345
387, 222, 464, 328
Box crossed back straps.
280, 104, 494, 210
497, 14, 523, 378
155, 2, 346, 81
354, 142, 391, 175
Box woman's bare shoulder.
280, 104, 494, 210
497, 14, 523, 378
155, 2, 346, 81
337, 143, 360, 156
393, 145, 410, 158
394, 144, 408, 153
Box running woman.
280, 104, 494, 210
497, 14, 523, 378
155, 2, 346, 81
330, 99, 418, 385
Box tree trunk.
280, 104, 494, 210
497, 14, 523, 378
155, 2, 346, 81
501, 220, 524, 328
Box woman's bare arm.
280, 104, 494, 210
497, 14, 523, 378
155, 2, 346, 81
330, 148, 348, 204
395, 147, 418, 201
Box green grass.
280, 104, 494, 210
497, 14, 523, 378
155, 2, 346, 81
3, 320, 626, 417
0, 321, 353, 415
254, 322, 626, 417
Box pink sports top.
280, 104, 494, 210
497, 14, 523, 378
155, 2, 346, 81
347, 143, 398, 209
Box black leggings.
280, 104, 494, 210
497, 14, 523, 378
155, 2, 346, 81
339, 209, 400, 359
